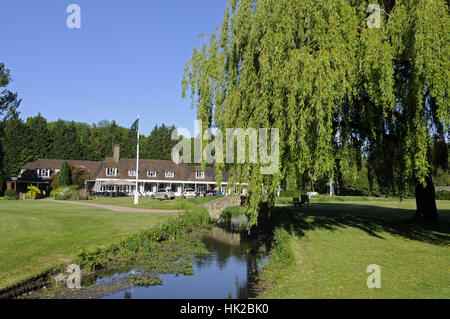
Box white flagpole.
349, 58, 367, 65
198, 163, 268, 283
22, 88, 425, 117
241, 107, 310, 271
134, 115, 140, 205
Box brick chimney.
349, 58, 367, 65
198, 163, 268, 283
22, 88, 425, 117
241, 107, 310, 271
113, 145, 120, 163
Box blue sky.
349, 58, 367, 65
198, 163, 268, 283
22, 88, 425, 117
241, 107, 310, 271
0, 0, 228, 135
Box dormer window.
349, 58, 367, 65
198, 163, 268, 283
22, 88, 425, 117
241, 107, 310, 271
165, 171, 174, 178
128, 170, 136, 177
106, 167, 118, 176
196, 171, 205, 179
37, 169, 51, 178
147, 171, 157, 177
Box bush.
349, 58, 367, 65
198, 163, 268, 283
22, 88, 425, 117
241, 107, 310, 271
50, 186, 79, 200
138, 208, 212, 243
57, 161, 71, 187
0, 173, 4, 196
4, 189, 17, 200
110, 208, 212, 253
71, 166, 90, 189
263, 227, 294, 271
70, 189, 88, 200
435, 190, 450, 200
50, 173, 59, 191
76, 248, 103, 271
25, 186, 41, 199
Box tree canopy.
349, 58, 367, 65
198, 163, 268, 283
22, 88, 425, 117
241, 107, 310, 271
182, 0, 449, 224
0, 112, 180, 178
0, 63, 21, 194
141, 124, 178, 160
0, 63, 20, 121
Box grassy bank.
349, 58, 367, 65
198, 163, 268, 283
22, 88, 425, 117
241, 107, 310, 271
23, 207, 214, 299
258, 199, 450, 298
81, 197, 214, 210
75, 207, 213, 272
0, 200, 178, 290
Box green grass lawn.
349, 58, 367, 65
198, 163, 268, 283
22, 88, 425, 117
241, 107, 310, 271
259, 198, 450, 299
0, 200, 177, 290
81, 196, 214, 210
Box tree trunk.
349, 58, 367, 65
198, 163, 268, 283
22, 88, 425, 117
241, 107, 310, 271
308, 171, 315, 192
414, 175, 438, 221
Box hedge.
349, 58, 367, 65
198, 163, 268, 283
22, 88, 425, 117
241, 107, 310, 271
435, 190, 450, 200
4, 189, 17, 200
50, 186, 82, 200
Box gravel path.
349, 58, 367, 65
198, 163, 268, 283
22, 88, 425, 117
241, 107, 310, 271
45, 199, 183, 214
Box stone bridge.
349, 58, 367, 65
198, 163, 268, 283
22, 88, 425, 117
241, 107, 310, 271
204, 195, 241, 219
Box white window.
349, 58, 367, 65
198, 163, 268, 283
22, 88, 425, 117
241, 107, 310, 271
37, 168, 51, 178
128, 170, 136, 177
165, 171, 174, 178
147, 170, 157, 177
196, 171, 205, 179
106, 167, 118, 176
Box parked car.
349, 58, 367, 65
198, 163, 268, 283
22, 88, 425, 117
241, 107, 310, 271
205, 190, 223, 197
142, 190, 154, 197
182, 188, 197, 199
151, 189, 175, 200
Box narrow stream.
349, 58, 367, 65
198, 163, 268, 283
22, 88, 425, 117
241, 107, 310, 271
49, 225, 264, 299
20, 224, 268, 299
101, 227, 266, 299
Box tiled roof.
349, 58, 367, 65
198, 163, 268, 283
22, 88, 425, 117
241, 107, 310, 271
20, 158, 229, 183
97, 158, 228, 182
20, 159, 103, 181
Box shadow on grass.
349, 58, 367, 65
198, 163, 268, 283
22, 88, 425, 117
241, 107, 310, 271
267, 203, 450, 246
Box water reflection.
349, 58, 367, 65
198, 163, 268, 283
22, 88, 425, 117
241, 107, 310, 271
102, 227, 266, 299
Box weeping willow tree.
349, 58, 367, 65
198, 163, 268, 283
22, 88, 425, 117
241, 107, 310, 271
182, 0, 449, 225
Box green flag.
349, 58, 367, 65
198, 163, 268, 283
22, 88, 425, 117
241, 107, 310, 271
131, 118, 139, 132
